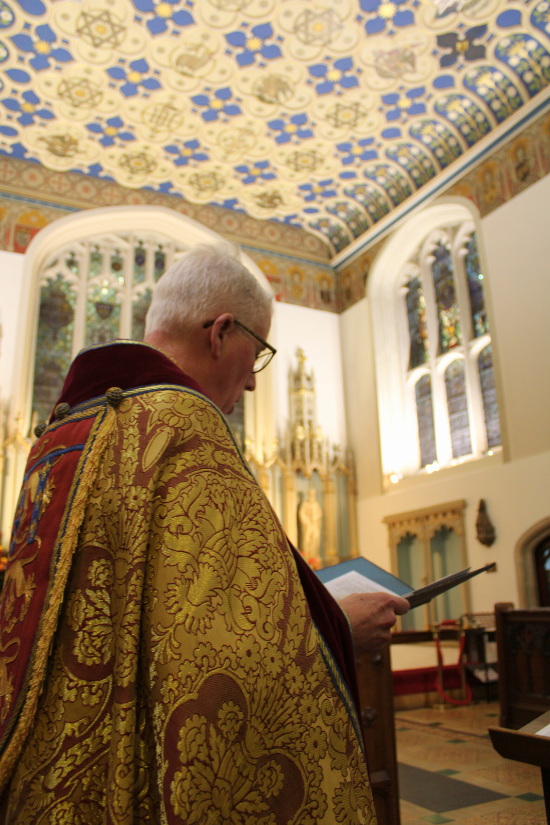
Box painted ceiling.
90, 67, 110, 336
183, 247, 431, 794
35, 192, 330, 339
0, 0, 548, 253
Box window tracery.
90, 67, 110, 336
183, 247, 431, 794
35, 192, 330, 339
31, 233, 184, 423
399, 220, 501, 473
369, 202, 502, 483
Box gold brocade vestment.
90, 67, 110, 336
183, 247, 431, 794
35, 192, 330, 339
0, 381, 375, 824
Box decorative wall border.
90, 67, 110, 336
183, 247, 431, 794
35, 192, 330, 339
0, 157, 330, 262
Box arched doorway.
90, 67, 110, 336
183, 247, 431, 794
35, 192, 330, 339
515, 517, 550, 607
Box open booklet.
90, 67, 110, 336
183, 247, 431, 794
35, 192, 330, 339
315, 557, 496, 609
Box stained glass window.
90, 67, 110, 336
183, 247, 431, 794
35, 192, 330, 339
478, 345, 501, 448
406, 277, 429, 370
432, 241, 461, 353
89, 247, 103, 279
132, 289, 152, 341
154, 247, 166, 282
85, 284, 121, 347
32, 273, 76, 423
65, 252, 78, 275
465, 233, 489, 337
445, 359, 472, 458
134, 243, 146, 285
415, 374, 437, 467
110, 251, 124, 284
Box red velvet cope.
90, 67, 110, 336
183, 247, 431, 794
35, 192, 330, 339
50, 341, 205, 420
51, 341, 361, 717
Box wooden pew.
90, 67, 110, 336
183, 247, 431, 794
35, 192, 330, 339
495, 602, 550, 729
356, 647, 401, 825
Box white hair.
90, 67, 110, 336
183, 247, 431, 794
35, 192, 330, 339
145, 242, 273, 337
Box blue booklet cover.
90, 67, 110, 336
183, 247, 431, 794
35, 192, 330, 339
315, 557, 412, 597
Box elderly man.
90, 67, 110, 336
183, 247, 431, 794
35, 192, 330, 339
0, 244, 408, 823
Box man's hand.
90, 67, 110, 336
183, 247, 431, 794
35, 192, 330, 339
339, 592, 410, 653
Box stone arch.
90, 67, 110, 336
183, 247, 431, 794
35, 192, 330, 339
515, 516, 550, 607
12, 204, 272, 435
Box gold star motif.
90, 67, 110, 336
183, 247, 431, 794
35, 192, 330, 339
76, 9, 125, 49
35, 41, 51, 54
294, 9, 342, 46
127, 71, 142, 83
378, 2, 397, 19
58, 77, 103, 108
326, 102, 367, 129
246, 36, 262, 50
21, 102, 35, 113
155, 2, 173, 17
326, 69, 342, 81
119, 151, 157, 175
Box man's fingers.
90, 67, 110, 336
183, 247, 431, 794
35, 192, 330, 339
392, 596, 411, 615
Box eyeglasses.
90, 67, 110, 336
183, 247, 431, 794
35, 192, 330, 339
202, 318, 277, 373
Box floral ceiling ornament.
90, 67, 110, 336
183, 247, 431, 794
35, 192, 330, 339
360, 0, 415, 36
363, 162, 413, 204
130, 0, 194, 36
437, 24, 487, 67
409, 118, 462, 166
10, 23, 73, 71
463, 65, 523, 122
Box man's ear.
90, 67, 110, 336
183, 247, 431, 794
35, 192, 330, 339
208, 313, 234, 359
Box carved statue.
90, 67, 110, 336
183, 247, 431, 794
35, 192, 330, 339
299, 488, 323, 564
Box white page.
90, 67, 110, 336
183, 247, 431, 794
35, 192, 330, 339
536, 723, 550, 738
323, 570, 398, 601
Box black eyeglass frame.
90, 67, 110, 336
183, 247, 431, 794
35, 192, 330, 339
202, 317, 277, 373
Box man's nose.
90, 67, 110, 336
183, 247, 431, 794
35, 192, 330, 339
245, 372, 256, 391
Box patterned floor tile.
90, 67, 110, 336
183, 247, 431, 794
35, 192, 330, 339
397, 703, 546, 825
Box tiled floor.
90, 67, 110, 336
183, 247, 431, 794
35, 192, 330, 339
395, 702, 547, 825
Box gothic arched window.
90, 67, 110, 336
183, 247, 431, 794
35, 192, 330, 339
369, 202, 502, 482
405, 222, 500, 471
32, 232, 184, 424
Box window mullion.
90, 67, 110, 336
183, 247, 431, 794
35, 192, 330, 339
453, 230, 486, 455
120, 239, 133, 339
421, 240, 451, 466
72, 241, 89, 359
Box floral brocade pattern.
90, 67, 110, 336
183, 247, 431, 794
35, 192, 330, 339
1, 389, 375, 825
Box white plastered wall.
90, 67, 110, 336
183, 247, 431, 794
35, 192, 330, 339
340, 173, 550, 642
268, 302, 347, 448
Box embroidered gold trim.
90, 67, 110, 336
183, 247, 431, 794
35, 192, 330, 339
0, 405, 117, 793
